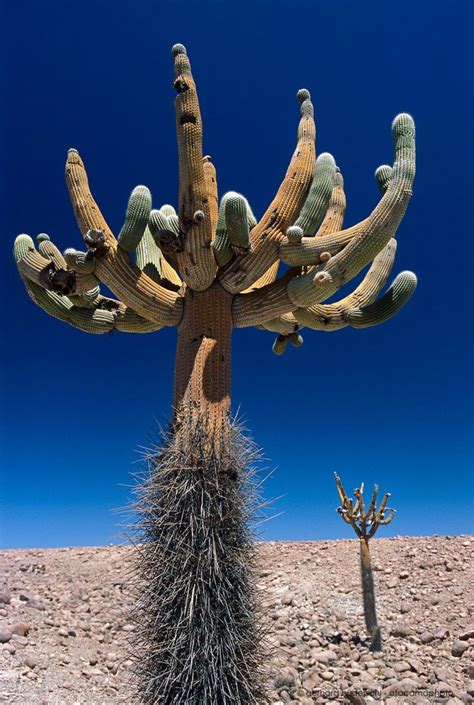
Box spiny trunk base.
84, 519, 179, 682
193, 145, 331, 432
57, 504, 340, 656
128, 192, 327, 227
131, 409, 268, 704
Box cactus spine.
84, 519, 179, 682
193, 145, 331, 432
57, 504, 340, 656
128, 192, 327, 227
14, 43, 415, 702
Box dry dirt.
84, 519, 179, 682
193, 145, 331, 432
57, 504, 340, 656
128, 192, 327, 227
0, 536, 472, 704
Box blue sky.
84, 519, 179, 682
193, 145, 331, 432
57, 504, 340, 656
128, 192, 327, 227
1, 0, 472, 548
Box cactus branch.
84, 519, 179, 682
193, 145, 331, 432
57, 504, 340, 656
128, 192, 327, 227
65, 149, 183, 326
219, 89, 316, 294
287, 114, 415, 308
172, 44, 217, 290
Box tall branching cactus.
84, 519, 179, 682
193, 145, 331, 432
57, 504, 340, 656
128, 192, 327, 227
14, 43, 415, 702
334, 473, 396, 652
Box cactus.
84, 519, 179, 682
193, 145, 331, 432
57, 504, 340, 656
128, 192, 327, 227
13, 43, 416, 702
334, 473, 396, 652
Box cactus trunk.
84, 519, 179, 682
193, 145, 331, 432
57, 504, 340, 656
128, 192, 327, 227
174, 282, 233, 444
359, 536, 382, 652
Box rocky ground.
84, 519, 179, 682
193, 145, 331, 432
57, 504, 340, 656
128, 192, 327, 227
0, 536, 472, 704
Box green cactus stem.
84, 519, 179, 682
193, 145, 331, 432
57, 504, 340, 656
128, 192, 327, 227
117, 185, 152, 252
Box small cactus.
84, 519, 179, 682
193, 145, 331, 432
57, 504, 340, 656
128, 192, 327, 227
334, 472, 396, 652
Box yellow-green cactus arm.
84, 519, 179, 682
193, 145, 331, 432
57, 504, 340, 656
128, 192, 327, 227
117, 186, 152, 253
219, 89, 316, 294
286, 114, 415, 308
135, 226, 163, 284
65, 149, 183, 326
280, 115, 415, 271
203, 156, 218, 233
293, 152, 337, 235
172, 44, 217, 290
346, 271, 417, 328
14, 235, 162, 335
260, 313, 299, 336
315, 169, 346, 236
294, 238, 397, 331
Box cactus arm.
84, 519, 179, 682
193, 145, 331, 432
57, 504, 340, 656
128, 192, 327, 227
65, 149, 183, 326
225, 193, 251, 254
375, 164, 393, 193
117, 186, 152, 252
377, 509, 396, 526
212, 193, 234, 267
63, 248, 96, 273
172, 44, 217, 290
345, 271, 417, 328
280, 115, 414, 269
232, 278, 294, 328
334, 472, 349, 507
219, 89, 316, 294
136, 226, 182, 288
234, 126, 324, 294
286, 114, 415, 308
148, 209, 182, 272
135, 226, 163, 283
203, 156, 218, 232
166, 213, 180, 235
259, 313, 299, 336
293, 153, 337, 234
294, 238, 397, 331
14, 235, 159, 334
366, 484, 379, 524
160, 204, 176, 218
315, 169, 346, 236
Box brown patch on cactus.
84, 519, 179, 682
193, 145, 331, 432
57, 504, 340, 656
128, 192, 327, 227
83, 229, 109, 258
42, 266, 76, 295
173, 78, 189, 94
179, 112, 197, 126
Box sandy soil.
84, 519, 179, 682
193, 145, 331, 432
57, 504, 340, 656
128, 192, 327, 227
0, 536, 472, 704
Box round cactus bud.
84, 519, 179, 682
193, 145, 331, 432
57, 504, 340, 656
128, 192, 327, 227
289, 332, 304, 348
203, 155, 212, 162
375, 165, 393, 194
172, 43, 187, 57
37, 233, 50, 243
313, 271, 332, 285
286, 226, 303, 244
319, 251, 331, 262
297, 88, 311, 104
194, 210, 205, 222
272, 335, 288, 356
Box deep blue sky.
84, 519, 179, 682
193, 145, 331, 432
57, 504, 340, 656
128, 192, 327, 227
1, 0, 473, 548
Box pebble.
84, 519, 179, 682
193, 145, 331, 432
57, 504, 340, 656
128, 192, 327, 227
11, 622, 29, 637
451, 640, 469, 657
0, 590, 11, 605
0, 626, 12, 643
0, 537, 471, 703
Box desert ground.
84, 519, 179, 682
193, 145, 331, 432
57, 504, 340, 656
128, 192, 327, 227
0, 536, 472, 704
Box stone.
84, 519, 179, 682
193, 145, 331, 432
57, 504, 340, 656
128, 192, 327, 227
390, 623, 413, 637
419, 631, 435, 644
451, 640, 469, 657
0, 589, 11, 604
313, 649, 338, 665
273, 670, 296, 690
458, 626, 474, 641
11, 622, 29, 637
0, 626, 13, 643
